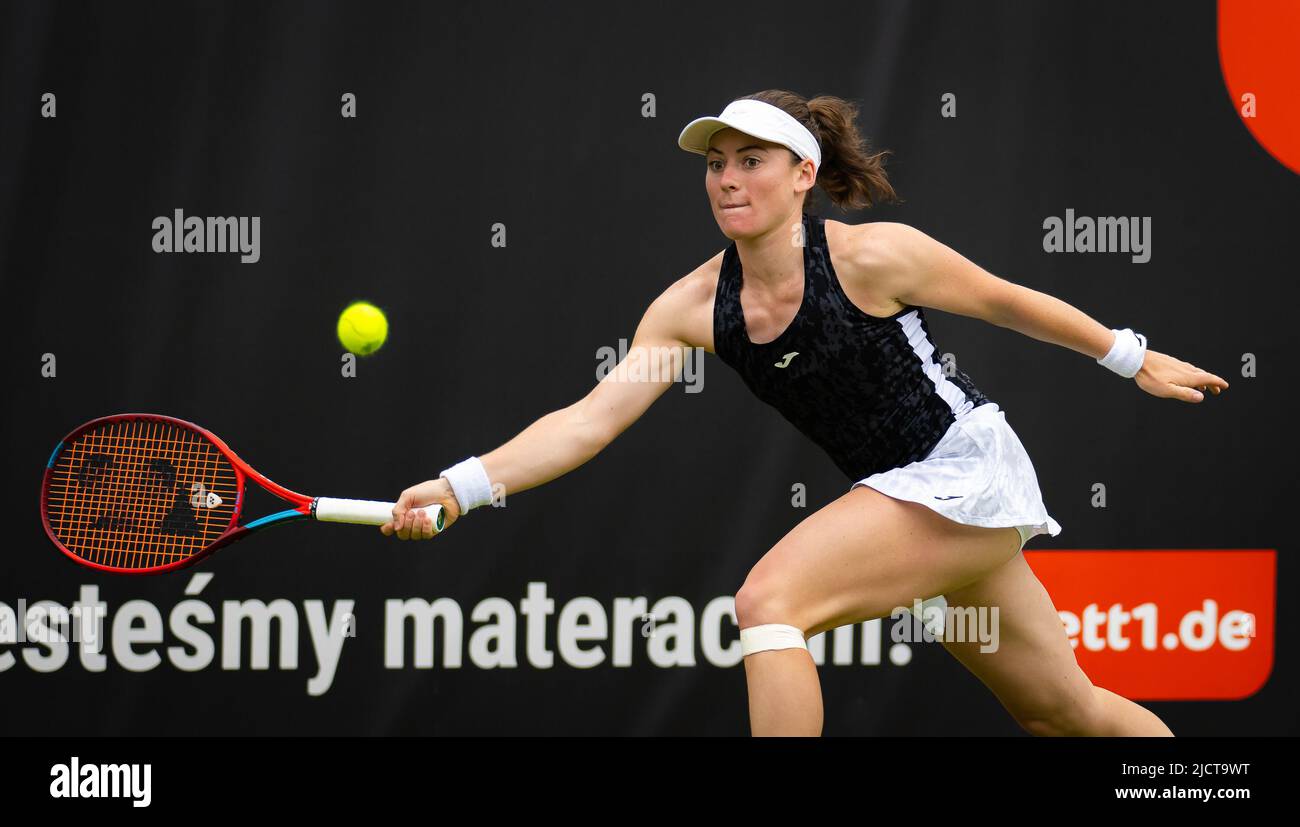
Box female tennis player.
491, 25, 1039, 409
380, 90, 1228, 736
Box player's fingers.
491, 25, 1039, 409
1195, 370, 1229, 391
416, 510, 434, 540
1183, 370, 1229, 401
392, 490, 415, 525
1172, 383, 1204, 402
379, 520, 394, 536
396, 509, 413, 540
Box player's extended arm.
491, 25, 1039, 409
856, 222, 1229, 404
382, 279, 696, 540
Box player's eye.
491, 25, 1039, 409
708, 158, 761, 171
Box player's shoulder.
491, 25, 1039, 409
825, 218, 928, 261
654, 250, 724, 312
825, 219, 940, 280
644, 251, 726, 351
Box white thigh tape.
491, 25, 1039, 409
739, 623, 807, 656
908, 595, 948, 640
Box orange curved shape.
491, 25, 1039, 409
1218, 0, 1300, 176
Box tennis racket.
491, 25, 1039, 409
41, 413, 444, 574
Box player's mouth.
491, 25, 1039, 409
721, 203, 749, 212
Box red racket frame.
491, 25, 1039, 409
41, 413, 317, 575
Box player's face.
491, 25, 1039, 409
704, 129, 809, 239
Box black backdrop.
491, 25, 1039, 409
1, 0, 1294, 736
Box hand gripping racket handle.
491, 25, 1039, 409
313, 497, 446, 533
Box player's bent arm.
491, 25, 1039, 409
849, 222, 1228, 402
478, 279, 695, 498
383, 276, 699, 540
853, 222, 1116, 359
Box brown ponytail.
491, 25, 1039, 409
738, 89, 899, 211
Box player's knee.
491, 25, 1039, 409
734, 577, 810, 657
1018, 715, 1071, 738
1014, 687, 1101, 737
734, 574, 801, 630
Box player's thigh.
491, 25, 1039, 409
735, 484, 1023, 637
939, 551, 1100, 734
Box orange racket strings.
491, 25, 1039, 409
45, 419, 239, 569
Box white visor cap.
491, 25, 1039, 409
678, 98, 822, 175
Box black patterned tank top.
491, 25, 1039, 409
712, 212, 992, 481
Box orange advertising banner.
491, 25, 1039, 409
1024, 550, 1275, 700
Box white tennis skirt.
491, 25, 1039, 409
850, 401, 1062, 550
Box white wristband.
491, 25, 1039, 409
439, 457, 495, 515
1097, 328, 1148, 378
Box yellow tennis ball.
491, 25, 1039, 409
337, 301, 388, 355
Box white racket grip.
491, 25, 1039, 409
314, 497, 445, 532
